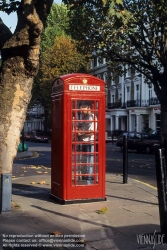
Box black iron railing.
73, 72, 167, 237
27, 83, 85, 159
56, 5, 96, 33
107, 102, 126, 109
126, 100, 150, 107
28, 114, 45, 119
107, 98, 160, 109
149, 97, 160, 105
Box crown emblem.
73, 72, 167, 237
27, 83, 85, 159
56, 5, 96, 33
82, 78, 87, 84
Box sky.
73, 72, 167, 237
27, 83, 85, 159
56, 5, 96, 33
0, 0, 62, 33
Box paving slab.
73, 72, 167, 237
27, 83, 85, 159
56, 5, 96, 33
1, 172, 167, 250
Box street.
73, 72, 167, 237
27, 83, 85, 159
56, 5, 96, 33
106, 142, 157, 187
13, 141, 51, 177
13, 141, 157, 188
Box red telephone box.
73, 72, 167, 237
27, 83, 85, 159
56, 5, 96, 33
51, 73, 106, 204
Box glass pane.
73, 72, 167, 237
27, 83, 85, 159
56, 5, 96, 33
95, 101, 99, 110
135, 133, 141, 139
129, 133, 135, 139
95, 175, 99, 184
95, 143, 98, 152
71, 99, 99, 186
95, 154, 98, 163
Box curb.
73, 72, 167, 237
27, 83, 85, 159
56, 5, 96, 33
15, 151, 34, 159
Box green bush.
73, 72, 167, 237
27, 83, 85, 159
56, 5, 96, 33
142, 126, 153, 133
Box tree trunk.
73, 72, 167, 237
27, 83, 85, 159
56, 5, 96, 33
160, 103, 167, 139
0, 65, 34, 174
0, 0, 53, 175
155, 74, 167, 140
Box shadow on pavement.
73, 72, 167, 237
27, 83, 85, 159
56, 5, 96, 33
12, 182, 157, 206
107, 194, 158, 206
12, 183, 54, 203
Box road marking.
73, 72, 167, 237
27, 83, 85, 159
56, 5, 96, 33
133, 179, 157, 190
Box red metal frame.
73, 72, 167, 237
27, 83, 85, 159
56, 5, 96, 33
51, 74, 106, 204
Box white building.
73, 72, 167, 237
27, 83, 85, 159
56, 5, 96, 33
24, 105, 45, 132
89, 57, 161, 139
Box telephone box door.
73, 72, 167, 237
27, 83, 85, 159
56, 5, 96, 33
64, 95, 105, 200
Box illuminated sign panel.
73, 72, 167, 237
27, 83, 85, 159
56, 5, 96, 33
69, 85, 100, 91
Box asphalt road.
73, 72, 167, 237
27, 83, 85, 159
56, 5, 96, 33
106, 142, 157, 187
13, 141, 158, 188
13, 141, 51, 178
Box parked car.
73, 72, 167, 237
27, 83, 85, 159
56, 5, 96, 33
20, 132, 31, 141
29, 131, 49, 143
24, 132, 32, 141
116, 131, 164, 153
106, 130, 126, 142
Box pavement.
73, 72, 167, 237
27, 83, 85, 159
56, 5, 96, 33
0, 145, 167, 250
15, 151, 34, 159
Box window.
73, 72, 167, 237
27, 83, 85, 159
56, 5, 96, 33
112, 95, 115, 104
119, 93, 122, 102
91, 59, 94, 69
119, 75, 122, 84
149, 88, 152, 99
127, 86, 130, 101
32, 107, 37, 112
156, 114, 161, 130
93, 57, 97, 67
131, 115, 136, 131
119, 117, 121, 130
134, 133, 141, 139
103, 72, 108, 83
125, 65, 131, 77
136, 84, 140, 100
103, 58, 106, 64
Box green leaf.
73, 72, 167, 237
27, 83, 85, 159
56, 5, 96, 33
115, 0, 123, 4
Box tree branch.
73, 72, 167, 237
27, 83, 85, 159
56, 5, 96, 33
0, 18, 12, 50
1, 0, 54, 77
34, 0, 54, 26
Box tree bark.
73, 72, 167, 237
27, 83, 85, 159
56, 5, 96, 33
160, 103, 167, 139
0, 0, 53, 174
152, 72, 167, 139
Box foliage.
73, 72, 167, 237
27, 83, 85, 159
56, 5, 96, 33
0, 0, 20, 14
41, 3, 70, 50
31, 35, 89, 107
142, 126, 153, 133
64, 0, 167, 98
63, 0, 167, 136
30, 3, 90, 131
40, 36, 88, 80
31, 3, 89, 109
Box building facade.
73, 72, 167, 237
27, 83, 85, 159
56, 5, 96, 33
89, 57, 161, 139
24, 105, 45, 132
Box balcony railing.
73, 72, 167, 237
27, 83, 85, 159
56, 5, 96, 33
108, 98, 160, 109
27, 114, 45, 119
127, 100, 150, 107
149, 97, 160, 105
127, 98, 160, 107
107, 102, 126, 109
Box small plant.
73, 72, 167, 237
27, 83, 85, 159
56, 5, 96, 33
142, 126, 153, 133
